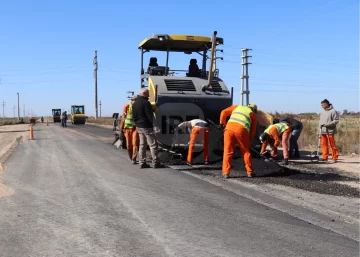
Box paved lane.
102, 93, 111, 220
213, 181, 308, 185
0, 123, 358, 257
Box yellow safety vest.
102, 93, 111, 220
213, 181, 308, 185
265, 123, 288, 135
228, 106, 253, 133
124, 104, 135, 129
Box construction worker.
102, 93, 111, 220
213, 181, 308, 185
318, 99, 339, 163
259, 121, 292, 165
61, 111, 67, 127
219, 103, 258, 178
176, 119, 210, 165
119, 95, 139, 164
132, 88, 164, 169
273, 117, 303, 158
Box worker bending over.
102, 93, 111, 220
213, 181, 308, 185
177, 119, 209, 165
119, 95, 138, 164
219, 103, 258, 178
273, 117, 303, 158
259, 122, 292, 165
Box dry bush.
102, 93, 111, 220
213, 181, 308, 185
86, 116, 114, 126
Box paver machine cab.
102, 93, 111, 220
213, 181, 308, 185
52, 109, 61, 122
71, 105, 86, 125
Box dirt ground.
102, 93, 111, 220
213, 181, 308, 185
0, 124, 30, 197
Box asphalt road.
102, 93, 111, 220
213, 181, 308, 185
0, 122, 358, 257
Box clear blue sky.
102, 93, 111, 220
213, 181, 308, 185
0, 0, 358, 117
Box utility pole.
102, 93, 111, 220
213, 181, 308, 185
17, 92, 20, 120
240, 48, 252, 106
99, 100, 102, 117
23, 104, 25, 118
13, 106, 15, 118
1, 101, 5, 118
93, 50, 98, 119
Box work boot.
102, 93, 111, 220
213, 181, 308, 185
153, 162, 165, 169
280, 159, 289, 165
132, 160, 137, 164
140, 163, 150, 169
222, 174, 229, 179
319, 158, 328, 162
204, 161, 209, 165
328, 160, 338, 164
247, 173, 255, 178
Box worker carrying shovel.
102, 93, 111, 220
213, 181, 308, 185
176, 119, 210, 165
219, 103, 258, 178
259, 122, 292, 165
119, 95, 139, 164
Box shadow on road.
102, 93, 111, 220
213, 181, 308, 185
0, 130, 29, 133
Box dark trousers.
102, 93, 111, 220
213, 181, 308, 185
61, 118, 67, 127
290, 124, 303, 154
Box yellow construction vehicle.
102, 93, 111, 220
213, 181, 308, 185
52, 109, 61, 122
71, 105, 86, 125
134, 31, 274, 160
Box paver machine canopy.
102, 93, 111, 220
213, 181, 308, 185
71, 105, 86, 125
52, 109, 61, 122
138, 31, 234, 157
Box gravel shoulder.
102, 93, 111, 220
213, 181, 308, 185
0, 124, 31, 197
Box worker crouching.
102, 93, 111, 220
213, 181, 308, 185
120, 95, 139, 164
260, 122, 292, 165
219, 103, 258, 179
177, 119, 210, 165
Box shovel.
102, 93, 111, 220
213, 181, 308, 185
250, 147, 286, 170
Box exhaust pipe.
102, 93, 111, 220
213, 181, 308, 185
202, 31, 217, 92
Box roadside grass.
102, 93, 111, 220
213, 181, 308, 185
86, 117, 114, 126
0, 118, 32, 126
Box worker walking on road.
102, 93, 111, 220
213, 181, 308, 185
176, 119, 210, 165
318, 99, 339, 163
259, 122, 292, 165
61, 111, 67, 128
119, 95, 139, 164
219, 103, 258, 178
132, 89, 164, 169
273, 117, 303, 158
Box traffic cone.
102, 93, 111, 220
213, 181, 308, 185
29, 125, 34, 140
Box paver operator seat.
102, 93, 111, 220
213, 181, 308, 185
187, 59, 201, 77
147, 57, 168, 76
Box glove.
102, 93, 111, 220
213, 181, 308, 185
218, 124, 225, 130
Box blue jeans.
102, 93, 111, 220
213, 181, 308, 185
290, 124, 303, 153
